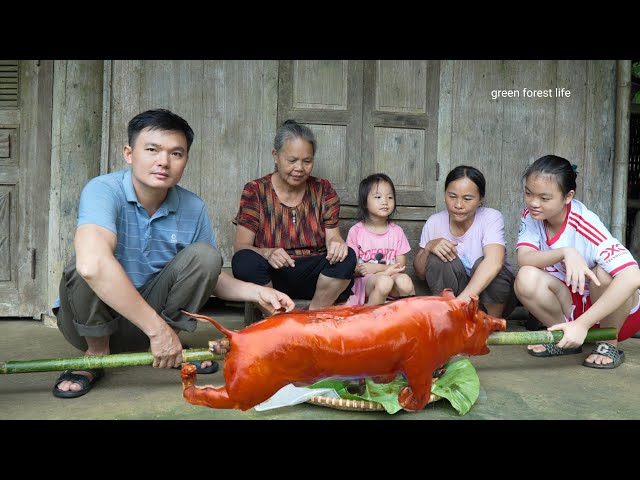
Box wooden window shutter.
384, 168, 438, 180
0, 61, 19, 108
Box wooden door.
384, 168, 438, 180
362, 60, 440, 209
277, 60, 441, 275
0, 60, 52, 317
277, 60, 439, 211
276, 60, 364, 204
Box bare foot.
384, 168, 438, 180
583, 342, 618, 366
55, 369, 101, 393
527, 344, 547, 353
209, 338, 230, 356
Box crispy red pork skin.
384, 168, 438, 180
181, 289, 506, 411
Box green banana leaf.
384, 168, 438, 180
431, 358, 480, 415
308, 358, 480, 415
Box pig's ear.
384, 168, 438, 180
466, 295, 479, 319
441, 288, 455, 299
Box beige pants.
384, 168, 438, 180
55, 242, 222, 353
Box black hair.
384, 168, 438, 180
357, 173, 398, 222
127, 109, 195, 152
522, 155, 577, 196
273, 119, 317, 155
445, 165, 486, 198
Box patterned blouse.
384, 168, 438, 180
234, 173, 341, 258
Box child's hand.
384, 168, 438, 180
384, 264, 406, 276
356, 263, 382, 276
562, 247, 600, 294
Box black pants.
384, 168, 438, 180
232, 248, 356, 303
55, 242, 222, 353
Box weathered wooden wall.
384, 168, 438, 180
47, 60, 104, 313
447, 60, 616, 269
105, 60, 278, 263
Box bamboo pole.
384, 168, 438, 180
0, 349, 220, 374
0, 328, 617, 374
485, 327, 616, 345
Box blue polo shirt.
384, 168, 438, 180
53, 168, 217, 309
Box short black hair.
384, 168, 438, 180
127, 108, 195, 152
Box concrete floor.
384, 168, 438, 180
1, 302, 639, 420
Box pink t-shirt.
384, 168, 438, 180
345, 221, 411, 305
418, 207, 512, 274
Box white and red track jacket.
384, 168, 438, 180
517, 199, 638, 292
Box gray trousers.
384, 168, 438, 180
425, 254, 518, 318
55, 242, 222, 353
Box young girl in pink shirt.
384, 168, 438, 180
345, 173, 415, 305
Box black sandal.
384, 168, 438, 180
527, 343, 583, 357
583, 342, 625, 369
52, 368, 104, 399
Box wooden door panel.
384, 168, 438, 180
363, 60, 439, 209
109, 60, 277, 266
277, 60, 363, 204
0, 110, 20, 310
0, 186, 16, 283
0, 61, 52, 317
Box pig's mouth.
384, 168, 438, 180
494, 319, 507, 332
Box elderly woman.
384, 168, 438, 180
413, 165, 517, 318
231, 119, 356, 310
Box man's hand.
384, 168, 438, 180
255, 286, 295, 316
148, 320, 183, 368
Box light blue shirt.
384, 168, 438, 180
53, 168, 217, 308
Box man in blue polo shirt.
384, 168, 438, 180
52, 109, 295, 399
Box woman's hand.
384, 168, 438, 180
326, 239, 348, 265
562, 247, 600, 294
548, 320, 589, 350
427, 238, 458, 262
266, 248, 295, 269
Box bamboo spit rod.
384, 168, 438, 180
0, 328, 617, 374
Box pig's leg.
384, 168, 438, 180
181, 364, 238, 409
398, 359, 434, 411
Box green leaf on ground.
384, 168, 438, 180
431, 358, 480, 415
308, 358, 480, 415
